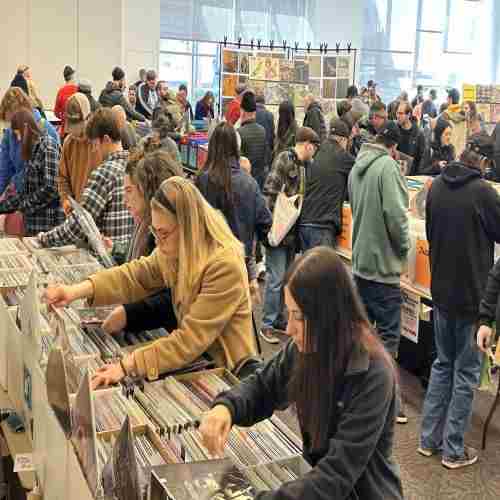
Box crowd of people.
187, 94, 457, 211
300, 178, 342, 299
1, 62, 499, 498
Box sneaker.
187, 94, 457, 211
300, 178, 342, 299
259, 328, 281, 344
418, 446, 440, 458
396, 411, 408, 424
442, 447, 478, 470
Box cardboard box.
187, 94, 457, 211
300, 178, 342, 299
338, 204, 352, 252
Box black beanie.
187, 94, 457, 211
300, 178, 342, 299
241, 91, 256, 113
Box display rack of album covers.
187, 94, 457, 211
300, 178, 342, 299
220, 45, 356, 123
463, 83, 500, 134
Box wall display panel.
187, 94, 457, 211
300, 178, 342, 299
219, 43, 356, 118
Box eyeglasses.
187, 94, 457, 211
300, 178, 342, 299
150, 225, 178, 243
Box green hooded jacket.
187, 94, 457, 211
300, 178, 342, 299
348, 143, 410, 285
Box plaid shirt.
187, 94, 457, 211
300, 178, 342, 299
0, 132, 64, 235
40, 150, 134, 248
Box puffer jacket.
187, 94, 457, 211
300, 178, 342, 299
99, 82, 146, 122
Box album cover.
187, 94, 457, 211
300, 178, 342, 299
337, 57, 350, 78
293, 60, 309, 84
322, 80, 336, 99
150, 459, 257, 500
323, 57, 337, 78
279, 60, 294, 82
308, 56, 322, 78
75, 306, 117, 325
238, 53, 250, 75
223, 75, 238, 97
46, 347, 72, 436
71, 371, 99, 495
264, 83, 290, 106
249, 56, 280, 81
336, 79, 350, 99
223, 50, 238, 73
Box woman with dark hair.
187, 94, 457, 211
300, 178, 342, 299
200, 247, 403, 500
195, 91, 215, 121
419, 120, 455, 175
0, 108, 64, 235
274, 100, 297, 157
195, 122, 272, 305
10, 67, 29, 95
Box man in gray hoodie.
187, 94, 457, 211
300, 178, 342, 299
348, 121, 410, 422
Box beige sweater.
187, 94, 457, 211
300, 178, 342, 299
89, 246, 256, 380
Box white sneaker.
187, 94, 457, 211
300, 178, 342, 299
442, 447, 478, 470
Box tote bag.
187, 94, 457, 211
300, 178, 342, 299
268, 166, 305, 247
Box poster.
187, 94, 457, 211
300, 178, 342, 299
401, 290, 420, 344
279, 60, 294, 82
336, 79, 350, 99
337, 57, 350, 78
323, 80, 336, 99
222, 74, 237, 97
323, 57, 337, 77
308, 56, 322, 78
477, 103, 492, 123
223, 51, 238, 73
308, 79, 321, 98
264, 83, 290, 105
238, 53, 250, 75
462, 84, 476, 103
293, 59, 309, 83
249, 56, 280, 81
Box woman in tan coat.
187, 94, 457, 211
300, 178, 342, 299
44, 176, 256, 387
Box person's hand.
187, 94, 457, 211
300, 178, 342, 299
240, 157, 252, 175
62, 198, 72, 216
477, 325, 494, 353
439, 161, 447, 169
102, 306, 127, 335
199, 405, 233, 457
91, 362, 125, 390
102, 237, 113, 251
249, 279, 262, 307
43, 285, 78, 308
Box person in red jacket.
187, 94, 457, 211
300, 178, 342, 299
54, 65, 78, 138
225, 84, 246, 125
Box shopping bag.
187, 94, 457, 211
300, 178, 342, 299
268, 189, 303, 247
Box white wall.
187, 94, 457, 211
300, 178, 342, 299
0, 0, 160, 110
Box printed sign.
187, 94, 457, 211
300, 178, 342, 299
401, 290, 420, 344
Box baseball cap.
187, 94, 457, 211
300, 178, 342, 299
329, 118, 350, 138
377, 121, 401, 145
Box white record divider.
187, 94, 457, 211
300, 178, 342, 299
0, 296, 10, 389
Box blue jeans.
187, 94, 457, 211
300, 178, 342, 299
298, 225, 336, 252
420, 308, 481, 459
354, 276, 402, 356
262, 246, 292, 329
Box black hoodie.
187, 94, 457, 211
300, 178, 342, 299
426, 162, 500, 317
303, 101, 326, 142
99, 81, 146, 122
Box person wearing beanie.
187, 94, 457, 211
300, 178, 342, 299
54, 65, 78, 138
58, 93, 103, 213
225, 84, 247, 125
99, 67, 146, 122
78, 79, 101, 112
299, 118, 355, 251
238, 91, 268, 189
349, 120, 409, 424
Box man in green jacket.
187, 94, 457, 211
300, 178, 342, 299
348, 121, 410, 422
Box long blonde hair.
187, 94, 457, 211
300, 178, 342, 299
152, 176, 244, 312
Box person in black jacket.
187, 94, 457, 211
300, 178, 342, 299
419, 149, 500, 470
303, 94, 326, 142
418, 119, 455, 175
136, 70, 159, 120
490, 121, 500, 181
396, 101, 427, 175
10, 68, 29, 96
196, 122, 272, 306
238, 92, 268, 189
78, 80, 101, 113
200, 247, 404, 500
255, 94, 275, 166
299, 118, 354, 251
477, 256, 500, 353
99, 67, 146, 122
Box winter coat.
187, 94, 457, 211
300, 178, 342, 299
136, 82, 159, 120
397, 121, 427, 175
99, 82, 146, 122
